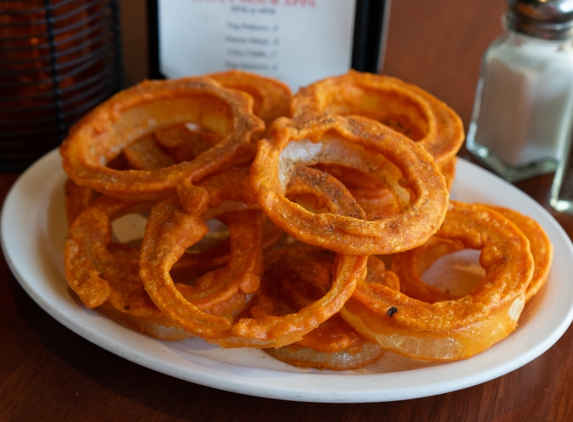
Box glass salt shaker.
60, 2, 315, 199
466, 0, 573, 183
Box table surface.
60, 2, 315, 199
3, 1, 573, 420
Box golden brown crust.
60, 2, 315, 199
250, 114, 449, 255
260, 255, 397, 370
342, 201, 535, 361
393, 204, 553, 306
479, 205, 553, 303
138, 164, 366, 348
58, 71, 550, 370
292, 70, 464, 166
64, 178, 99, 225
60, 77, 264, 201
208, 69, 293, 129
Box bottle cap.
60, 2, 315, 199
506, 0, 573, 39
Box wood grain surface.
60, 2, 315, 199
2, 1, 573, 420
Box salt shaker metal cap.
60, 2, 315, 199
506, 0, 573, 39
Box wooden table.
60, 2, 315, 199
2, 1, 573, 420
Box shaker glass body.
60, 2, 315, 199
466, 30, 573, 182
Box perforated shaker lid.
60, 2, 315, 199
506, 0, 573, 39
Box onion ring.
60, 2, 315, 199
64, 166, 266, 339
259, 166, 394, 369
64, 178, 99, 225
122, 134, 175, 170
250, 114, 449, 255
171, 214, 285, 282
286, 165, 365, 219
153, 123, 222, 164
393, 204, 553, 305
311, 163, 401, 220
208, 69, 293, 131
391, 236, 465, 303
292, 70, 464, 166
60, 77, 264, 201
263, 255, 396, 370
139, 198, 365, 348
440, 156, 457, 191
139, 162, 366, 348
480, 204, 553, 303
341, 201, 534, 361
64, 195, 193, 340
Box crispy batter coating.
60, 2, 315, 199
480, 205, 553, 304
64, 195, 193, 340
292, 70, 464, 166
63, 167, 269, 339
64, 178, 99, 225
251, 114, 449, 255
139, 198, 365, 348
393, 204, 553, 305
392, 236, 465, 303
59, 71, 551, 368
209, 69, 293, 132
138, 158, 368, 347
60, 77, 264, 201
262, 255, 397, 370
342, 201, 535, 361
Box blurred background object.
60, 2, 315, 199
466, 0, 573, 183
0, 0, 123, 170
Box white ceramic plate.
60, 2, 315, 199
2, 150, 573, 403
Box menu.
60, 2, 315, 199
155, 0, 357, 90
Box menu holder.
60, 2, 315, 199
146, 0, 390, 91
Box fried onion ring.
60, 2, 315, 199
393, 204, 553, 305
60, 77, 264, 201
259, 165, 395, 369
64, 178, 99, 225
139, 197, 365, 348
139, 163, 366, 347
440, 156, 457, 191
311, 163, 401, 220
263, 255, 397, 370
250, 114, 449, 255
153, 123, 222, 164
208, 70, 293, 131
341, 201, 534, 361
292, 70, 464, 166
122, 134, 176, 170
480, 205, 553, 304
64, 165, 268, 338
64, 195, 193, 340
391, 236, 465, 303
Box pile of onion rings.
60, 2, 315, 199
60, 70, 552, 370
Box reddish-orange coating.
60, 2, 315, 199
292, 70, 464, 166
250, 113, 449, 255
262, 255, 398, 370
60, 77, 264, 201
208, 69, 293, 132
342, 201, 535, 361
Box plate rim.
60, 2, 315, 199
2, 149, 573, 403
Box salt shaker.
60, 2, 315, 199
466, 0, 573, 182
